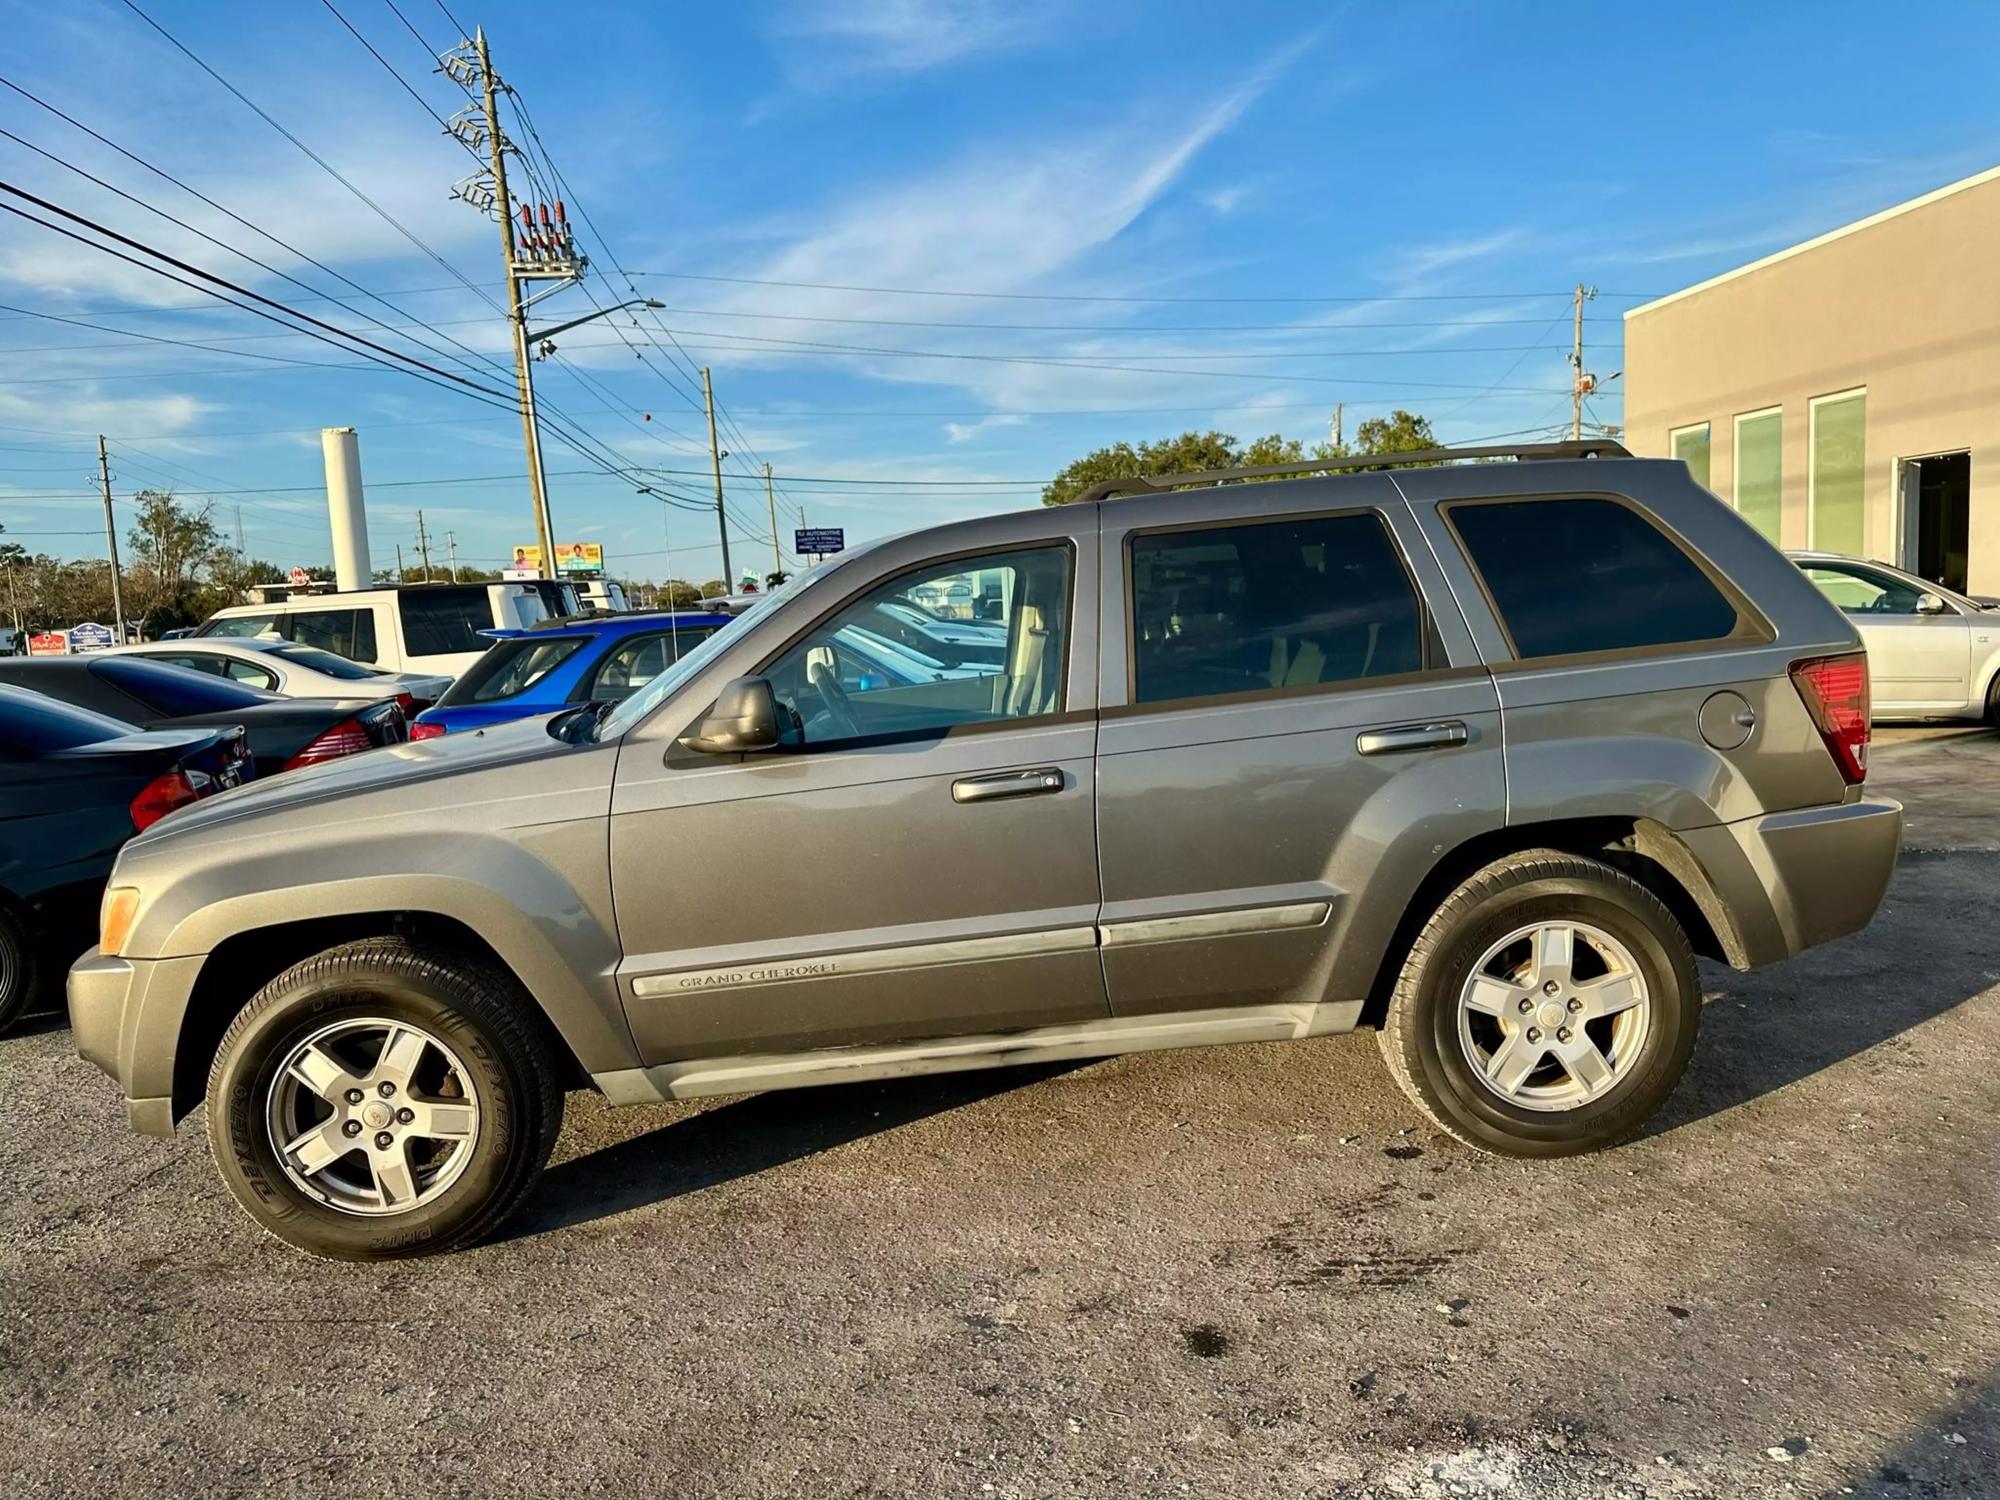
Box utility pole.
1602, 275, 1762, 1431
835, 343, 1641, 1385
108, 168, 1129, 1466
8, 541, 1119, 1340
233, 503, 245, 554
396, 543, 406, 582
96, 435, 126, 640
445, 30, 582, 583
446, 530, 459, 580
763, 462, 782, 580
1568, 282, 1598, 440
702, 367, 732, 584
415, 510, 435, 582
1329, 403, 1343, 452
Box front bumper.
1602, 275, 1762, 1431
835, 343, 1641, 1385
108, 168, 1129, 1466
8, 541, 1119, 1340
1683, 795, 1903, 967
68, 946, 207, 1137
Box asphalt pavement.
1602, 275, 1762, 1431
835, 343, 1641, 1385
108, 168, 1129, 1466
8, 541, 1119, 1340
2, 730, 1996, 1498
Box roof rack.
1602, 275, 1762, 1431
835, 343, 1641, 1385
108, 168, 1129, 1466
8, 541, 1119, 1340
1073, 439, 1631, 504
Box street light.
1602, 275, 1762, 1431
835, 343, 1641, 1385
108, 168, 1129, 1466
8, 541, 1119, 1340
527, 298, 667, 357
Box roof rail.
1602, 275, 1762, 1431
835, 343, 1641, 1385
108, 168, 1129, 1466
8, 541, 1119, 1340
1072, 439, 1631, 504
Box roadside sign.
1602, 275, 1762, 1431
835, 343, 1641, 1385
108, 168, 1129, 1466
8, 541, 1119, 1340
68, 621, 115, 652
796, 527, 845, 555
27, 631, 67, 656
288, 566, 311, 587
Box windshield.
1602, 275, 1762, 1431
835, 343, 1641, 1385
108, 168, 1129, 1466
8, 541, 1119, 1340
594, 559, 845, 740
269, 643, 385, 680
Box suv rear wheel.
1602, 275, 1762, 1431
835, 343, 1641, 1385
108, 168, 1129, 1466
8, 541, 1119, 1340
1378, 850, 1700, 1156
205, 937, 564, 1259
0, 908, 36, 1035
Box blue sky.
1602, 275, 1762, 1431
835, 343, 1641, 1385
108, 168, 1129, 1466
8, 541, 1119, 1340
2, 0, 1997, 585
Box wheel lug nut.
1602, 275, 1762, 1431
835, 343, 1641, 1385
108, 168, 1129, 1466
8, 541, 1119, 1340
1526, 1027, 1541, 1042
1517, 998, 1533, 1014
396, 1107, 414, 1125
345, 1089, 364, 1105
1566, 998, 1582, 1013
342, 1120, 362, 1138
1557, 1027, 1571, 1042
375, 1132, 394, 1150
377, 1081, 396, 1098
1542, 981, 1559, 996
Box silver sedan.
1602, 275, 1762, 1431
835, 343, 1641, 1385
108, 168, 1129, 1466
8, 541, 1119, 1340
1788, 550, 2000, 722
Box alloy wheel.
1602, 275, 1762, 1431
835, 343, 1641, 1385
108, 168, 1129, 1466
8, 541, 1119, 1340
1455, 920, 1653, 1112
265, 1016, 482, 1215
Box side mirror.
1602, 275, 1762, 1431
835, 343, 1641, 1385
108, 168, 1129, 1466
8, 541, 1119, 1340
680, 676, 782, 754
1915, 591, 1949, 615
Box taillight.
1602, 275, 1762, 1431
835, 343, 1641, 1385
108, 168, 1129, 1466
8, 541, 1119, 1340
131, 769, 199, 830
283, 717, 374, 770
409, 719, 447, 741
1790, 653, 1871, 785
392, 691, 416, 713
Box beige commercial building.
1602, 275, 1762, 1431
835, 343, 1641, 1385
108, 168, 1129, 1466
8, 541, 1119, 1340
1624, 165, 2000, 594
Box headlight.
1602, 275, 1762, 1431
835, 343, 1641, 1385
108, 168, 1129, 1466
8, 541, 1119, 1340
100, 887, 142, 957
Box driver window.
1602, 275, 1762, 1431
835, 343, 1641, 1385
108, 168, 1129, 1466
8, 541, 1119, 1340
1804, 566, 1922, 615
763, 546, 1069, 748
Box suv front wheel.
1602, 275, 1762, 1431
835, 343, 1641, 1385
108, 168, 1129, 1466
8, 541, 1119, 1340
205, 937, 564, 1259
1379, 850, 1701, 1156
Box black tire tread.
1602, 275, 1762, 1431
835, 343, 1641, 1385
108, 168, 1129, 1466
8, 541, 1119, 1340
1377, 848, 1696, 1155
204, 935, 564, 1260
0, 906, 35, 1035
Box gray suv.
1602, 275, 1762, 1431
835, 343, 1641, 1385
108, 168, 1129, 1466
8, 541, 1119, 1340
69, 443, 1903, 1260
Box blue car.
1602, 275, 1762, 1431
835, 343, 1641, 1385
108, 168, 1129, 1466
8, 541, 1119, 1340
410, 611, 735, 738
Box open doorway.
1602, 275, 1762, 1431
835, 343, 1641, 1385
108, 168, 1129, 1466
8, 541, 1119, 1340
1898, 451, 1971, 593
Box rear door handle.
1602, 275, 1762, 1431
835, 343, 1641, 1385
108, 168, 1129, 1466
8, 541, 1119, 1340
1356, 720, 1469, 756
952, 767, 1066, 804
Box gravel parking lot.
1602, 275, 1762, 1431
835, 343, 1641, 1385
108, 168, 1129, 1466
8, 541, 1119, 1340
3, 730, 1996, 1499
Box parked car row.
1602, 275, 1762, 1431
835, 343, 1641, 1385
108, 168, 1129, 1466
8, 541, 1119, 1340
52, 443, 1904, 1266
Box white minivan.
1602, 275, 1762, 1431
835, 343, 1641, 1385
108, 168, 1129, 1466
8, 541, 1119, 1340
194, 581, 579, 677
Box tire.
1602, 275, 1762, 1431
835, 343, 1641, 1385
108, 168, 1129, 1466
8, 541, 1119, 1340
0, 907, 36, 1036
205, 937, 565, 1260
1377, 850, 1700, 1157
1985, 673, 2000, 726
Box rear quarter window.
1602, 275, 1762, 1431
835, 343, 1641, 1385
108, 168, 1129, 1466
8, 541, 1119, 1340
1447, 495, 1744, 660
398, 588, 492, 657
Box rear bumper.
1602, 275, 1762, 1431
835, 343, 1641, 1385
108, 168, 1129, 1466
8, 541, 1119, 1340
68, 946, 205, 1137
1684, 795, 1903, 967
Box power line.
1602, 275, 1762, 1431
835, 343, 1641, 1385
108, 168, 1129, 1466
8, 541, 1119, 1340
628, 270, 1667, 305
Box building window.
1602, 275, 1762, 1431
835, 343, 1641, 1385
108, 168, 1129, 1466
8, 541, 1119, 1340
1733, 408, 1782, 543
1810, 389, 1867, 555
1669, 423, 1711, 489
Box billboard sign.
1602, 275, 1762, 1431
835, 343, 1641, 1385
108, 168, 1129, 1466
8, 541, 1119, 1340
795, 527, 845, 555
68, 621, 116, 652
27, 631, 68, 656
512, 543, 605, 576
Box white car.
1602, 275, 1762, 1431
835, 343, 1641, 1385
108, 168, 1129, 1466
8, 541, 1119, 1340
1788, 550, 2000, 722
194, 581, 578, 677
111, 637, 452, 705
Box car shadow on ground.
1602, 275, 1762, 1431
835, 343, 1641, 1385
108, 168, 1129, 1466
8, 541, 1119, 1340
1847, 1364, 1997, 1495
1654, 851, 1998, 1136
503, 1061, 1082, 1242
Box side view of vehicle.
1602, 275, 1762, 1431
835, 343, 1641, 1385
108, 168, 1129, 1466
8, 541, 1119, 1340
111, 637, 451, 707
0, 656, 407, 779
0, 686, 249, 1033
196, 580, 580, 677
69, 442, 1901, 1261
411, 610, 732, 738
1788, 549, 2000, 721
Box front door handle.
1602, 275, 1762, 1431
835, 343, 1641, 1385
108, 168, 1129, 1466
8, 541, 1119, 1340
952, 767, 1066, 804
1356, 720, 1469, 756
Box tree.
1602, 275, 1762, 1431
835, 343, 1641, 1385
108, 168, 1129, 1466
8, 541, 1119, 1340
1043, 412, 1444, 506
125, 490, 222, 629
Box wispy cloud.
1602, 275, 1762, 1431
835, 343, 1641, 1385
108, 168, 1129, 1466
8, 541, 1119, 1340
769, 0, 1067, 77
944, 413, 1027, 443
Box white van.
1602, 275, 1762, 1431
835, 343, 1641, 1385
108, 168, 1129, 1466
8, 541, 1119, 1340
194, 581, 579, 677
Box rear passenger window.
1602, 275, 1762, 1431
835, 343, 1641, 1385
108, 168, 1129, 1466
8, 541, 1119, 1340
398, 588, 491, 657
1449, 497, 1739, 660
1130, 513, 1423, 706
288, 608, 378, 664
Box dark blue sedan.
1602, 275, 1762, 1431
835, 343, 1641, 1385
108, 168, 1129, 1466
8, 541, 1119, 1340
411, 611, 736, 738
